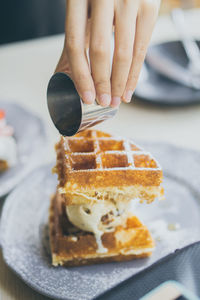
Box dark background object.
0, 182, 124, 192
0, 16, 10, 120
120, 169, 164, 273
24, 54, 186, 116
0, 0, 65, 45
135, 41, 200, 106
95, 242, 200, 300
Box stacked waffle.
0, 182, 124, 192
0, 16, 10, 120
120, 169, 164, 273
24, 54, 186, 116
49, 130, 163, 267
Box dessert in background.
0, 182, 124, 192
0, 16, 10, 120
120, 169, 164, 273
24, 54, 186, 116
49, 130, 163, 267
0, 109, 17, 173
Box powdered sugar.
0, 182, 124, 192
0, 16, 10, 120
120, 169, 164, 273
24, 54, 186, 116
1, 140, 200, 299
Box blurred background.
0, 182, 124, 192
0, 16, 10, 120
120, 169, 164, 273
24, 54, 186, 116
0, 0, 66, 45
160, 0, 200, 13
0, 0, 199, 44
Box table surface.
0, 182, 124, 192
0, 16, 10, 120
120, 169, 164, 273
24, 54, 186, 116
0, 9, 200, 300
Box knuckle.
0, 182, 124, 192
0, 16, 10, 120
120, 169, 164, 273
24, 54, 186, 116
90, 39, 108, 59
94, 78, 109, 91
66, 35, 81, 54
129, 73, 139, 85
90, 46, 107, 59
75, 72, 90, 85
135, 44, 146, 60
115, 46, 132, 63
122, 0, 130, 5
140, 0, 159, 16
112, 81, 125, 94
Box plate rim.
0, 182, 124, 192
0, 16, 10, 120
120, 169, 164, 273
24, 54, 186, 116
135, 40, 200, 106
0, 100, 47, 197
0, 141, 200, 300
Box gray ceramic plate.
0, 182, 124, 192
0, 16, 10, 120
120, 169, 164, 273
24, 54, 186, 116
0, 142, 200, 300
135, 41, 200, 106
0, 101, 46, 197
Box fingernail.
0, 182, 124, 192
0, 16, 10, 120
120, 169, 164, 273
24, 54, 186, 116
111, 97, 121, 108
98, 94, 111, 107
124, 90, 133, 103
82, 91, 94, 104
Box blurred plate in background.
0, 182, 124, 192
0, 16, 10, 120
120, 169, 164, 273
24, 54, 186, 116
135, 41, 200, 106
0, 101, 47, 197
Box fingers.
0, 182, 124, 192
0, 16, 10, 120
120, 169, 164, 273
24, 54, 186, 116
60, 0, 159, 108
89, 0, 114, 106
123, 0, 160, 102
65, 0, 95, 104
111, 0, 139, 107
55, 46, 71, 75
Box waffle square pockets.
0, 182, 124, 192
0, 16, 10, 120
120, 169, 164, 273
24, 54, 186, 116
55, 130, 163, 204
50, 130, 164, 267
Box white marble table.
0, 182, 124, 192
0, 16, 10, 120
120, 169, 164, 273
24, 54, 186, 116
0, 9, 200, 300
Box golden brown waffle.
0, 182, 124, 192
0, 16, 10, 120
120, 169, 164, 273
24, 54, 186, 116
49, 192, 155, 267
54, 130, 163, 204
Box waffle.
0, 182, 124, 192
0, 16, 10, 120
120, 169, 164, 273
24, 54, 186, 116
49, 192, 155, 267
54, 130, 163, 204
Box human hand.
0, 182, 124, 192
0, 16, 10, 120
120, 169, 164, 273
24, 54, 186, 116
55, 0, 160, 107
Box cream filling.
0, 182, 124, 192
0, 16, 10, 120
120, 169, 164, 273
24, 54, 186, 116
0, 136, 17, 167
66, 200, 131, 253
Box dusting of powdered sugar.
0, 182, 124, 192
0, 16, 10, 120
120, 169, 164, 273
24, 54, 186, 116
1, 142, 200, 300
